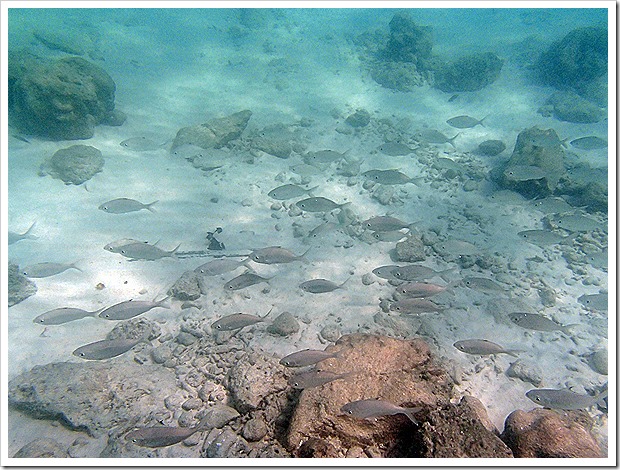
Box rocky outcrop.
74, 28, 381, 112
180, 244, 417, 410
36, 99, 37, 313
434, 52, 503, 93
8, 262, 37, 307
171, 110, 252, 150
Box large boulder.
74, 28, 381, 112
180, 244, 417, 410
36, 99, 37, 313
382, 12, 433, 66
40, 144, 104, 185
8, 52, 122, 140
286, 334, 512, 458
171, 110, 252, 150
434, 52, 503, 93
540, 90, 606, 123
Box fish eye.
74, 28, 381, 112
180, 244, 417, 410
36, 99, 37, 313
534, 396, 541, 402
465, 280, 472, 286
347, 410, 353, 415
79, 352, 85, 357
22, 271, 28, 276
215, 324, 221, 329
252, 255, 260, 261
293, 382, 300, 387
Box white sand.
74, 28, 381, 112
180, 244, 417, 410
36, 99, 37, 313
5, 7, 611, 457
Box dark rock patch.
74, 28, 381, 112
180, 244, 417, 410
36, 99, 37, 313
434, 52, 504, 93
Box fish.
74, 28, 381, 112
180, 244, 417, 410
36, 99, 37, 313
247, 246, 310, 265
586, 250, 608, 270
296, 197, 351, 212
503, 165, 547, 182
434, 239, 478, 256
461, 277, 505, 294
526, 387, 608, 410
98, 198, 158, 214
569, 136, 608, 150
518, 229, 572, 247
104, 238, 150, 253
551, 214, 604, 232
268, 184, 318, 200
448, 94, 459, 102
8, 222, 37, 245
395, 282, 451, 298
116, 242, 180, 261
578, 293, 608, 311
307, 222, 341, 241
508, 312, 577, 335
304, 149, 349, 166
126, 417, 209, 448
289, 370, 352, 389
279, 349, 341, 367
528, 131, 566, 149
530, 197, 574, 214
390, 298, 443, 315
418, 129, 459, 147
224, 272, 271, 290
453, 339, 519, 357
371, 265, 401, 280
378, 142, 414, 156
33, 307, 102, 325
446, 115, 486, 129
120, 136, 165, 151
73, 331, 150, 360
194, 258, 250, 276
362, 216, 412, 232
362, 169, 416, 185
289, 163, 322, 177
22, 262, 82, 278
300, 278, 349, 294
170, 143, 208, 160
211, 312, 268, 331
391, 265, 455, 282
433, 157, 465, 173
99, 298, 169, 320
372, 230, 408, 242
341, 399, 422, 425
488, 190, 527, 206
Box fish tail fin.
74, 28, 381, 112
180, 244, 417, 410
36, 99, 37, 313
196, 413, 212, 431
505, 349, 523, 358
410, 176, 425, 186
339, 276, 352, 289
92, 307, 106, 317
439, 268, 457, 282
479, 115, 489, 127
307, 185, 320, 197
595, 385, 608, 406
339, 201, 353, 210
300, 247, 312, 264
561, 323, 580, 335
170, 243, 182, 259
402, 407, 422, 425
70, 261, 84, 273
260, 306, 275, 320
156, 295, 172, 309
146, 200, 159, 212
448, 133, 460, 148
24, 221, 37, 239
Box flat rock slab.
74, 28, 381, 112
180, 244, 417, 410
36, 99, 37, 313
286, 333, 512, 458
172, 110, 251, 150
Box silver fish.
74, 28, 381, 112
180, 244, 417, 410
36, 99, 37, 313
117, 242, 180, 261
99, 198, 158, 214
372, 265, 401, 279
569, 136, 607, 150
578, 293, 608, 311
9, 222, 37, 245
296, 197, 350, 212
503, 165, 547, 182
304, 149, 349, 166
300, 278, 348, 294
518, 229, 571, 246
280, 349, 340, 367
396, 282, 450, 298
341, 399, 421, 425
433, 157, 465, 173
526, 387, 607, 410
104, 238, 150, 253
372, 230, 408, 242
22, 262, 82, 278
307, 222, 341, 241
362, 169, 415, 185
224, 272, 271, 290
289, 163, 322, 177
446, 115, 486, 129
434, 239, 477, 256
33, 307, 101, 325
391, 265, 454, 282
194, 258, 249, 276
390, 298, 443, 315
362, 216, 411, 232
268, 184, 318, 200
551, 214, 604, 232
454, 339, 519, 357
99, 298, 169, 320
461, 277, 505, 293
73, 334, 149, 360
289, 370, 352, 389
170, 143, 208, 160
378, 142, 414, 156
120, 136, 164, 151
530, 197, 574, 214
489, 190, 528, 206
509, 312, 576, 335
418, 129, 459, 147
587, 250, 608, 270
211, 312, 266, 331
248, 246, 309, 265
528, 131, 565, 149
126, 418, 209, 448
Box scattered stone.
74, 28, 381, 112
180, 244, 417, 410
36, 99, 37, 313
201, 428, 249, 458
266, 311, 300, 336
382, 12, 433, 65
319, 324, 341, 343
434, 52, 503, 93
168, 270, 205, 301
202, 404, 240, 429
477, 139, 506, 156
171, 110, 252, 150
151, 344, 174, 364
371, 62, 427, 92
8, 263, 37, 307
13, 438, 69, 458
242, 417, 268, 441
182, 398, 203, 411
501, 408, 603, 457
393, 233, 426, 262
176, 332, 197, 346
506, 359, 544, 387
587, 349, 608, 375
542, 90, 605, 123
345, 109, 371, 128
40, 145, 104, 185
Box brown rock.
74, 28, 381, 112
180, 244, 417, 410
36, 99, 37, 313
286, 334, 511, 458
501, 408, 603, 458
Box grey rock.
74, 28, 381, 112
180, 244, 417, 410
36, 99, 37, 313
182, 398, 203, 411
13, 438, 69, 458
8, 263, 37, 307
434, 52, 503, 93
320, 324, 341, 343
266, 311, 300, 336
506, 359, 544, 387
242, 417, 268, 441
202, 404, 240, 429
202, 428, 249, 458
151, 344, 173, 364
171, 110, 252, 150
345, 108, 371, 128
394, 233, 426, 262
478, 140, 506, 156
168, 271, 202, 301
176, 332, 197, 346
543, 90, 605, 123
587, 349, 607, 375
371, 61, 427, 92
41, 145, 104, 185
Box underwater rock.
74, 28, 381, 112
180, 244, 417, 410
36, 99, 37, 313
266, 311, 300, 336
286, 334, 512, 458
477, 139, 506, 156
541, 90, 605, 123
506, 359, 544, 387
40, 145, 104, 185
8, 361, 178, 438
171, 110, 252, 150
492, 127, 566, 198
168, 270, 204, 301
8, 263, 37, 307
202, 404, 240, 429
393, 233, 426, 262
13, 438, 69, 458
433, 52, 503, 93
201, 428, 250, 458
371, 61, 427, 92
537, 27, 607, 89
501, 409, 603, 458
587, 349, 608, 376
9, 53, 118, 140
345, 108, 371, 128
226, 353, 288, 413
242, 418, 269, 442
382, 12, 433, 65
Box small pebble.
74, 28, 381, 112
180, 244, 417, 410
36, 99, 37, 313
242, 418, 268, 441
